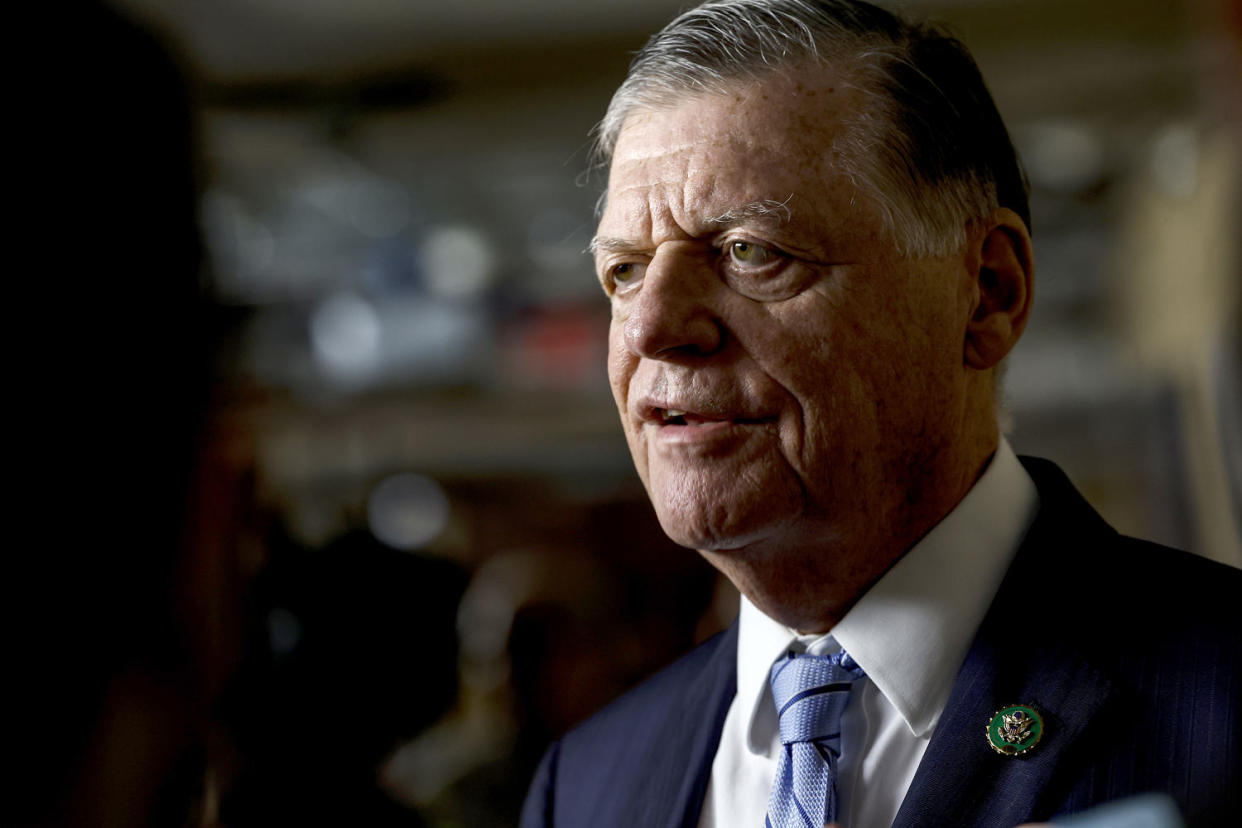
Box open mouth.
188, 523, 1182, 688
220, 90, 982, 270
656, 408, 769, 427
661, 408, 691, 425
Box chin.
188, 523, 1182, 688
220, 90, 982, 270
653, 502, 796, 553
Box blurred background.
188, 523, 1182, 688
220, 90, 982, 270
18, 0, 1240, 826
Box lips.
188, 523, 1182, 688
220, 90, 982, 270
640, 400, 773, 428
658, 408, 704, 425
632, 396, 776, 451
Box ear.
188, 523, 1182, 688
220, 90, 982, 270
964, 208, 1034, 370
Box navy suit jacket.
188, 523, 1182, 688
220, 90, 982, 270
520, 458, 1241, 827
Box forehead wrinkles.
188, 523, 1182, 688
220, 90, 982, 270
604, 142, 698, 238
605, 134, 803, 239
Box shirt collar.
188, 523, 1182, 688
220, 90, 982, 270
737, 439, 1038, 753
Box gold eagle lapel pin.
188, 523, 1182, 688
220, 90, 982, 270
986, 704, 1044, 756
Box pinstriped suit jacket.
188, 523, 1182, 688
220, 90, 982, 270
520, 458, 1241, 827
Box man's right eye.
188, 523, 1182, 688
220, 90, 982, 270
609, 262, 647, 291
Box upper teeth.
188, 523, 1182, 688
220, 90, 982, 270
664, 409, 687, 419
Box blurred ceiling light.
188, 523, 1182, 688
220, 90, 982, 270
367, 473, 451, 551
310, 292, 382, 378
1150, 123, 1199, 199
419, 225, 495, 300
1020, 121, 1105, 195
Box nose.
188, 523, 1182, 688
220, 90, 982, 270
621, 247, 724, 359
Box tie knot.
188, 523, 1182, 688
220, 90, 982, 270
769, 650, 864, 745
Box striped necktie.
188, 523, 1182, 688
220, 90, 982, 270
765, 650, 865, 828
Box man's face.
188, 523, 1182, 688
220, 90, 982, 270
595, 71, 980, 556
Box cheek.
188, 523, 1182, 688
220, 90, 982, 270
751, 301, 899, 462
606, 325, 649, 473
747, 300, 852, 406
606, 325, 631, 402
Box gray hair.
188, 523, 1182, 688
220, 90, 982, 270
595, 0, 1030, 257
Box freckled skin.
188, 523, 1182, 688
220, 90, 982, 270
597, 71, 1011, 632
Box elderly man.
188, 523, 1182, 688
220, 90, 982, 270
521, 2, 1240, 826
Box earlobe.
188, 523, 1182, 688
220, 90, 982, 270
964, 208, 1034, 370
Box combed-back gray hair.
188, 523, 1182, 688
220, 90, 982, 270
596, 0, 1030, 257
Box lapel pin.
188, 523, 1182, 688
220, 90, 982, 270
986, 704, 1044, 756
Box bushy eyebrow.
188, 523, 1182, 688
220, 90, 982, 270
588, 195, 795, 256
586, 236, 646, 258
706, 196, 794, 226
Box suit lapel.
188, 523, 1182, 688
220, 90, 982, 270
551, 620, 736, 828
894, 458, 1121, 827
665, 621, 738, 828
893, 609, 1115, 826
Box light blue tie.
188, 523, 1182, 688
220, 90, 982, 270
765, 650, 865, 828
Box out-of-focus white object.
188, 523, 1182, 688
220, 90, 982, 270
367, 472, 450, 551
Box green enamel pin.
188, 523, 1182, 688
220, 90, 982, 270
986, 704, 1044, 756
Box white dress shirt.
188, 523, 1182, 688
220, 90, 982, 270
697, 439, 1038, 828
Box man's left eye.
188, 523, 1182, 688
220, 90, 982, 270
729, 240, 780, 267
